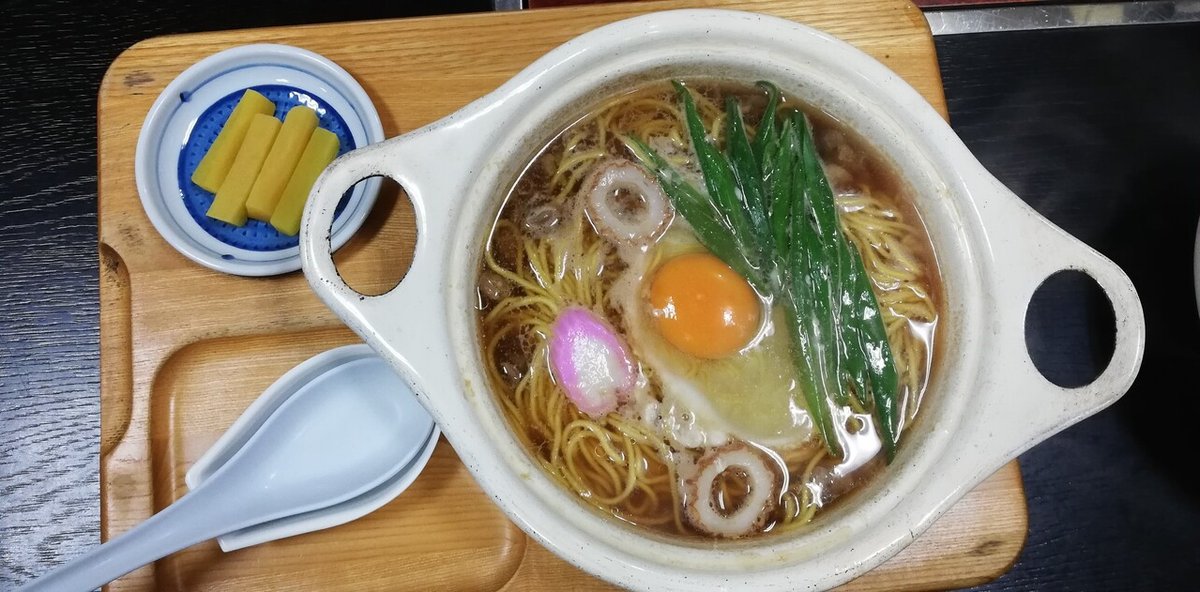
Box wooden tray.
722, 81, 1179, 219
97, 1, 1027, 589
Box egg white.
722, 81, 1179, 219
610, 227, 815, 450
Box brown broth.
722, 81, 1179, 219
476, 79, 942, 540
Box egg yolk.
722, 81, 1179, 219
648, 252, 761, 359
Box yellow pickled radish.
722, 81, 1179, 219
244, 106, 320, 221
269, 128, 340, 236
190, 90, 275, 193
206, 114, 281, 226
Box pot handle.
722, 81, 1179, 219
298, 128, 464, 392
963, 174, 1145, 467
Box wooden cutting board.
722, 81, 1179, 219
96, 1, 1027, 590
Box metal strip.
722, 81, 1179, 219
927, 1, 1200, 35
490, 1, 1200, 33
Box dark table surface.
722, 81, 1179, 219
2, 1, 1198, 590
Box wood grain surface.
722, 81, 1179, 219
92, 1, 1027, 590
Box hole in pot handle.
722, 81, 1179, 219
1026, 251, 1144, 418
1024, 270, 1115, 389
298, 132, 467, 411
299, 142, 396, 311
966, 178, 1145, 469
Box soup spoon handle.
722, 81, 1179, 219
16, 480, 246, 592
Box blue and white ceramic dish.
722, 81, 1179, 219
135, 44, 383, 276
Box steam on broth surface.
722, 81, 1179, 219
476, 79, 940, 539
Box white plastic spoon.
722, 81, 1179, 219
18, 356, 434, 592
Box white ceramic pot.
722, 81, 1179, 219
298, 10, 1145, 592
